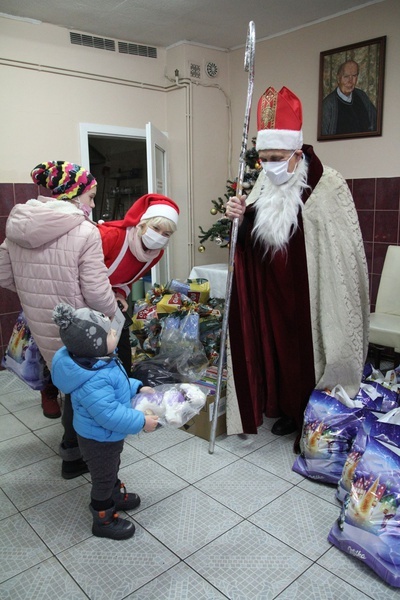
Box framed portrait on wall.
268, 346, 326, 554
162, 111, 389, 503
317, 36, 386, 141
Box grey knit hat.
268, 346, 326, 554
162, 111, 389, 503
53, 303, 111, 357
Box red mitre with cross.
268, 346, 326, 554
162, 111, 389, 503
100, 193, 179, 229
256, 86, 303, 151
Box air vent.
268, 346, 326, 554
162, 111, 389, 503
189, 62, 201, 79
205, 61, 219, 78
70, 32, 115, 51
118, 41, 157, 59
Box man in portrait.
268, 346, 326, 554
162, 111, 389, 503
321, 59, 377, 135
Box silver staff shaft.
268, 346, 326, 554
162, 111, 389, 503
209, 21, 255, 454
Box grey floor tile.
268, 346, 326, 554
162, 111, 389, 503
0, 371, 37, 395
119, 442, 146, 468
0, 488, 18, 520
0, 403, 10, 416
0, 433, 55, 476
10, 404, 59, 431
34, 421, 64, 453
0, 385, 41, 413
151, 435, 238, 484
244, 436, 304, 484
127, 561, 227, 599
276, 563, 374, 599
249, 487, 340, 561
125, 425, 192, 455
135, 486, 242, 559
0, 370, 397, 600
186, 520, 311, 599
117, 457, 189, 511
297, 476, 341, 506
194, 459, 293, 517
318, 546, 400, 599
22, 484, 92, 554
58, 524, 179, 600
0, 514, 52, 584
214, 427, 276, 457
0, 455, 86, 510
0, 414, 30, 441
0, 557, 88, 599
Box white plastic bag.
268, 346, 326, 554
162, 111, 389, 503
132, 383, 207, 427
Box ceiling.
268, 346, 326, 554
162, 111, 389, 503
0, 0, 384, 50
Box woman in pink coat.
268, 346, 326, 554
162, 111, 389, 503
0, 161, 118, 477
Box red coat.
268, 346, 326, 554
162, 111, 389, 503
99, 226, 162, 298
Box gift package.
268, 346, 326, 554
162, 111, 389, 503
128, 278, 227, 440
293, 364, 400, 588
130, 279, 224, 378
2, 310, 50, 390
329, 408, 400, 587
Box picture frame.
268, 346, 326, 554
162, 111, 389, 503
317, 36, 386, 141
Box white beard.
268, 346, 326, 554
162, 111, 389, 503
252, 157, 309, 256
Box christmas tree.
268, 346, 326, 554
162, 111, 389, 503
197, 138, 261, 253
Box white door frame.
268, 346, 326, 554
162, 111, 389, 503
145, 122, 170, 284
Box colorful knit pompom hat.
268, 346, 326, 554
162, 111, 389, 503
31, 160, 97, 200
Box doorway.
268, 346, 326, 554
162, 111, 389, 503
88, 136, 147, 223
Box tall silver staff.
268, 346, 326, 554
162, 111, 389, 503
209, 21, 255, 454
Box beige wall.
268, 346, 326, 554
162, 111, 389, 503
229, 0, 399, 180
1, 0, 399, 276
0, 19, 169, 181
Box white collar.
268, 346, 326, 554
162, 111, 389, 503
336, 87, 352, 103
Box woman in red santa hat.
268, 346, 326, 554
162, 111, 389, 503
97, 193, 179, 372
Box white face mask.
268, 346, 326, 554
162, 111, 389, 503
262, 151, 297, 186
141, 227, 169, 250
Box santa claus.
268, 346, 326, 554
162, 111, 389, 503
225, 86, 369, 446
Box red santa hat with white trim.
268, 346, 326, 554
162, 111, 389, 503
256, 86, 303, 151
100, 193, 179, 229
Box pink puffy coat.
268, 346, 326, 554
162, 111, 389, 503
0, 196, 117, 367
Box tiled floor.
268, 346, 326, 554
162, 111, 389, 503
0, 369, 399, 599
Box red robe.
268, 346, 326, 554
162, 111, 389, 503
229, 145, 323, 434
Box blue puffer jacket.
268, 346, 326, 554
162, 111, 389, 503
52, 347, 145, 442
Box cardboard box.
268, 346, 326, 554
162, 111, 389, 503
181, 390, 226, 441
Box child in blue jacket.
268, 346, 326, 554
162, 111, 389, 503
52, 303, 158, 540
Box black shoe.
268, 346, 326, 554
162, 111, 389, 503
62, 458, 89, 480
112, 481, 141, 511
90, 505, 135, 540
271, 416, 297, 436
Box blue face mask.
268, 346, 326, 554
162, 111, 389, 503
261, 151, 297, 186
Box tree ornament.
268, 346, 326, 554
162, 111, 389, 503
210, 207, 218, 215
198, 245, 205, 253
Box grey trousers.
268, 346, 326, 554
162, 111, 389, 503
77, 435, 124, 501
